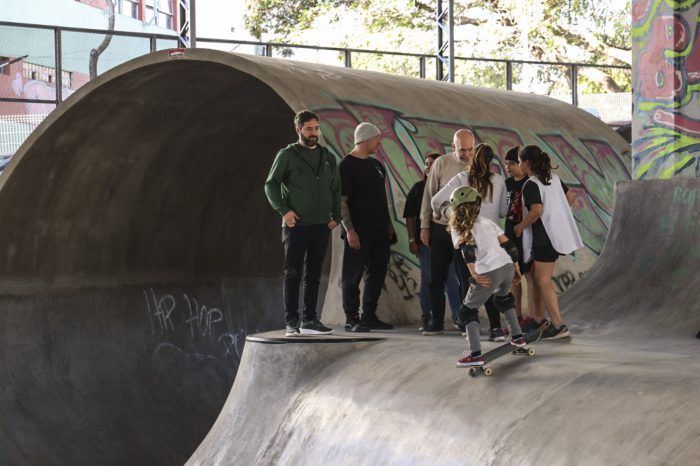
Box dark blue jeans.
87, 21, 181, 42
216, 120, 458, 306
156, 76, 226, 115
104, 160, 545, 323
282, 224, 330, 323
341, 235, 390, 319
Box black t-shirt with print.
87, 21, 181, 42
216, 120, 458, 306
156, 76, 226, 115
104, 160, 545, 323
522, 178, 569, 246
340, 154, 390, 238
505, 176, 527, 238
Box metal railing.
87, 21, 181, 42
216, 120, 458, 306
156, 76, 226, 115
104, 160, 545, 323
0, 21, 179, 109
1, 20, 631, 157
197, 37, 631, 107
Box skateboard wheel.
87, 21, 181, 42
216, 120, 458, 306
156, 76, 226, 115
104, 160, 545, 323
468, 368, 477, 376
484, 368, 493, 376
527, 348, 535, 356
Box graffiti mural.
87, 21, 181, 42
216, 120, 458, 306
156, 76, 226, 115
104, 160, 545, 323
633, 0, 700, 179
316, 101, 630, 294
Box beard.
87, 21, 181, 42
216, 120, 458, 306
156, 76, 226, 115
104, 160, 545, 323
301, 135, 318, 146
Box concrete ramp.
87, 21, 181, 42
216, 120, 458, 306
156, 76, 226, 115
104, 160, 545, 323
189, 178, 700, 465
562, 177, 700, 350
188, 331, 700, 465
0, 48, 629, 464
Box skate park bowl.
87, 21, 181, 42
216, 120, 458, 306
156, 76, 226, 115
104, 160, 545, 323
0, 49, 634, 465
189, 177, 700, 465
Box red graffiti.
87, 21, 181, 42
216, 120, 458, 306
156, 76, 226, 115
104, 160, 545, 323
653, 108, 700, 136
633, 0, 653, 24
638, 15, 687, 102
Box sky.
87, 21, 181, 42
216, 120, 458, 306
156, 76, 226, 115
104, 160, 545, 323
196, 0, 252, 41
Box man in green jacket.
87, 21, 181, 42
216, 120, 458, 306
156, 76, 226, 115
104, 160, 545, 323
264, 110, 341, 337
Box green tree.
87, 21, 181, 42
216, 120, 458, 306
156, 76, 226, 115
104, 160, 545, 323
243, 0, 630, 94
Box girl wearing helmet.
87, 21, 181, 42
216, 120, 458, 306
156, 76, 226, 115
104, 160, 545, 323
448, 186, 527, 367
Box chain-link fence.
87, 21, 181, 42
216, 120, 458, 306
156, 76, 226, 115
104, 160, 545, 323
0, 21, 178, 163
1, 21, 631, 164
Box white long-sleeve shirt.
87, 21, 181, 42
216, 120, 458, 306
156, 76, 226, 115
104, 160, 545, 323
431, 171, 508, 224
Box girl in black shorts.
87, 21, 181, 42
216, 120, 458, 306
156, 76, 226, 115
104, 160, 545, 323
513, 145, 582, 340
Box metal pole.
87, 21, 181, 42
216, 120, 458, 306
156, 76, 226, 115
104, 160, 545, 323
344, 50, 352, 68
54, 27, 63, 105
571, 64, 578, 106
419, 56, 426, 79
190, 0, 196, 47
150, 35, 157, 53
436, 0, 443, 81
447, 0, 454, 83
506, 61, 513, 90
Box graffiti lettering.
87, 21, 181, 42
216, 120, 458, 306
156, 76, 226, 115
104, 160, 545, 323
552, 271, 586, 293
143, 288, 247, 366
385, 252, 419, 300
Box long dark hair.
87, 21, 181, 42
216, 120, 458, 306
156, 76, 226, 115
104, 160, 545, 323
518, 145, 556, 185
468, 143, 494, 201
448, 200, 482, 245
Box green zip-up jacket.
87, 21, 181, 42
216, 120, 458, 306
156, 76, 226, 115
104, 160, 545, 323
264, 142, 341, 225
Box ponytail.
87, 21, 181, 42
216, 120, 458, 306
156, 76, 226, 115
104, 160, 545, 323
518, 144, 556, 185
468, 143, 494, 201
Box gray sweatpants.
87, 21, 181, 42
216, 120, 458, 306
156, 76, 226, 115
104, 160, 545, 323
464, 263, 522, 355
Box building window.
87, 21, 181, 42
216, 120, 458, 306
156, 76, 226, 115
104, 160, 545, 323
21, 62, 72, 88
145, 0, 173, 29
118, 0, 140, 19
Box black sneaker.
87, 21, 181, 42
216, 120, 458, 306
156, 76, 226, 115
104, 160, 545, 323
541, 323, 570, 340
300, 319, 334, 335
523, 318, 549, 333
285, 318, 300, 337
345, 317, 370, 333
489, 328, 505, 342
361, 315, 394, 330
422, 322, 444, 336
419, 318, 429, 332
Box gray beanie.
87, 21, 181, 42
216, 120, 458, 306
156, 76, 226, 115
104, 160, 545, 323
354, 122, 381, 145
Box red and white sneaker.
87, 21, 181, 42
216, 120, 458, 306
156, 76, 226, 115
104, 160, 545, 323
456, 353, 485, 367
510, 336, 527, 348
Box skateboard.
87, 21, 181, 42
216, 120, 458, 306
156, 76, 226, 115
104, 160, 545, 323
467, 328, 540, 377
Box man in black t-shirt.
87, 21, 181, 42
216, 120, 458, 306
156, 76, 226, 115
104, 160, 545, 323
340, 122, 396, 332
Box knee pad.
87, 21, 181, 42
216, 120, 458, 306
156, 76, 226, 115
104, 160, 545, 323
493, 293, 515, 314
457, 304, 480, 325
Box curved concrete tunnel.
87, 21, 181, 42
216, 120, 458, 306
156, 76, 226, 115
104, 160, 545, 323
0, 49, 630, 464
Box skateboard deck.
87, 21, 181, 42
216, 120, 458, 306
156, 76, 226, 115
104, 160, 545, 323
468, 328, 540, 377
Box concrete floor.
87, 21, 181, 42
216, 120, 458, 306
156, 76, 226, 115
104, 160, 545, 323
188, 325, 700, 465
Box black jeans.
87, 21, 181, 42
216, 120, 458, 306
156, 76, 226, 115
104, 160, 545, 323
430, 222, 502, 329
341, 235, 390, 319
282, 224, 330, 323
428, 222, 457, 328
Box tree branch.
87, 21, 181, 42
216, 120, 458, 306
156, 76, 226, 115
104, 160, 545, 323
89, 0, 115, 79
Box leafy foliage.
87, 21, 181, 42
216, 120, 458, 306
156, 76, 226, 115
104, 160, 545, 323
244, 0, 631, 94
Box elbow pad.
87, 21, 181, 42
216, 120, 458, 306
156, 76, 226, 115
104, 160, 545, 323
501, 240, 519, 262
460, 243, 476, 264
